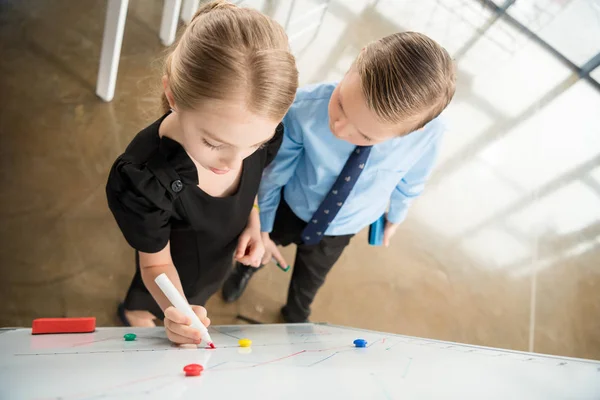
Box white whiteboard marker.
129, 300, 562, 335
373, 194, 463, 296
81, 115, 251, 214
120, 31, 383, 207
154, 273, 215, 348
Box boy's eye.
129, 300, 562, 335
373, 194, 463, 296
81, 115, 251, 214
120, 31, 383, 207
338, 98, 344, 114
202, 139, 223, 150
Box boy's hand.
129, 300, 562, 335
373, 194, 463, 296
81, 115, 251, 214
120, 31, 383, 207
383, 220, 400, 247
164, 305, 211, 345
235, 225, 265, 267
261, 232, 288, 267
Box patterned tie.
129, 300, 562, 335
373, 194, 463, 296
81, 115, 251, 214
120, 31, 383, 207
301, 145, 372, 245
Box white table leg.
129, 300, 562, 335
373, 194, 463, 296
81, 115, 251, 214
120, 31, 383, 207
96, 0, 129, 102
160, 0, 183, 46
180, 0, 199, 24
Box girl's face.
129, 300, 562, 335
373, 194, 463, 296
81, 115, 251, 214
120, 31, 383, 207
174, 99, 279, 175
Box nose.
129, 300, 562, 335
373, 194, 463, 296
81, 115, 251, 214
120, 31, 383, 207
333, 120, 350, 138
219, 151, 243, 170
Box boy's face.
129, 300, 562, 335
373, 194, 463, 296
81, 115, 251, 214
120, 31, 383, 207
328, 68, 415, 146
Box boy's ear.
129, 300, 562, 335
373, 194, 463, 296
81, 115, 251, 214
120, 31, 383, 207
162, 75, 177, 111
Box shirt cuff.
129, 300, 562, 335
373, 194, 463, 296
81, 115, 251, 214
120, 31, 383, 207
386, 205, 409, 225
259, 210, 276, 233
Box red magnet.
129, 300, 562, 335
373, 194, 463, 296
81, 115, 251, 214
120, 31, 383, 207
183, 364, 204, 377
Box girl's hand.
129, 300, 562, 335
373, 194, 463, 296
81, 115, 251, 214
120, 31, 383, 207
383, 220, 400, 247
235, 225, 265, 267
260, 232, 288, 267
164, 305, 210, 345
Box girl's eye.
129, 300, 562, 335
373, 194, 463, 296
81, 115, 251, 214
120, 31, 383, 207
203, 139, 223, 150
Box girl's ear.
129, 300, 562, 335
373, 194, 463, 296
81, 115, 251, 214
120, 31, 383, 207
162, 75, 177, 111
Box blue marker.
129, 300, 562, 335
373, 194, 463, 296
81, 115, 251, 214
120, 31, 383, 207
368, 214, 385, 246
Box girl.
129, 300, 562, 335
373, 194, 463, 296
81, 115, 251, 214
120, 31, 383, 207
106, 0, 298, 345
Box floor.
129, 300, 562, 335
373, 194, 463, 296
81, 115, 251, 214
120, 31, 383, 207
1, 0, 599, 360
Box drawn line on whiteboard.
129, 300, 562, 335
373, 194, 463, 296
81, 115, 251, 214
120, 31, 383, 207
67, 336, 169, 350
402, 358, 413, 378
370, 372, 392, 400
208, 360, 258, 370
14, 340, 338, 356
33, 374, 174, 400
211, 350, 308, 371
207, 361, 228, 370
385, 340, 405, 351
308, 352, 338, 367
297, 332, 332, 336
210, 343, 369, 372
211, 327, 241, 340
67, 337, 115, 348
15, 348, 179, 356
367, 338, 386, 348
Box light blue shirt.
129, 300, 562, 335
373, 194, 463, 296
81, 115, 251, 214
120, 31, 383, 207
258, 82, 445, 236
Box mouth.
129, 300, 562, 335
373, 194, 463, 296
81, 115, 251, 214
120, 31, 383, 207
209, 167, 230, 175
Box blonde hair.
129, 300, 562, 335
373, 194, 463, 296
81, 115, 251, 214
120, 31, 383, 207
356, 32, 456, 134
161, 0, 298, 121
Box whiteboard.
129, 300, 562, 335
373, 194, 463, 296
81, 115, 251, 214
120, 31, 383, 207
1, 323, 598, 400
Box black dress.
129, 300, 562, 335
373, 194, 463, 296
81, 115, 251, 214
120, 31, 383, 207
106, 113, 282, 318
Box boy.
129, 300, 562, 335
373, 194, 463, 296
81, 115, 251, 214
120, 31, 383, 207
222, 32, 456, 323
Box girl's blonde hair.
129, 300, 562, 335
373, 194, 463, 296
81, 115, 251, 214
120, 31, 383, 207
161, 0, 298, 121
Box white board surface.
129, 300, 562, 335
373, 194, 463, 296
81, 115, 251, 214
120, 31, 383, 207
0, 323, 598, 399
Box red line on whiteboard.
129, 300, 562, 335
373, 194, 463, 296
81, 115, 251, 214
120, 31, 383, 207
213, 350, 308, 371
254, 350, 307, 367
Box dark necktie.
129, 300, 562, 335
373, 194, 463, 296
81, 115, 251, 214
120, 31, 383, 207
301, 146, 372, 245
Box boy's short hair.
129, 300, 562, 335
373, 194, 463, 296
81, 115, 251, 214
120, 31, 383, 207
355, 32, 456, 134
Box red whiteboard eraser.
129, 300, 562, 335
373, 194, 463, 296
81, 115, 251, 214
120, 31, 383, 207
32, 317, 96, 334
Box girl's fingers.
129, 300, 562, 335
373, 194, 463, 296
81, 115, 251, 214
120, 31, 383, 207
166, 328, 201, 345
191, 305, 207, 321
246, 242, 264, 267
237, 254, 253, 266
235, 234, 251, 259
165, 318, 202, 341
238, 243, 264, 267
164, 306, 190, 325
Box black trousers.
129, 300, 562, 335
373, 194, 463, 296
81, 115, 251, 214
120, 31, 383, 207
270, 200, 354, 322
